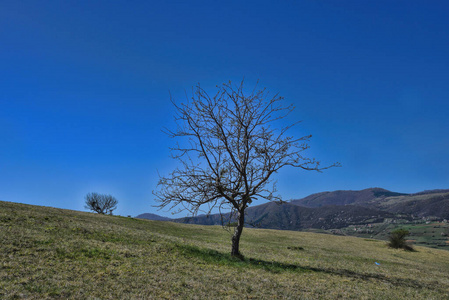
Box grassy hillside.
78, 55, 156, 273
1, 201, 449, 299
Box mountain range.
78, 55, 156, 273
137, 188, 449, 231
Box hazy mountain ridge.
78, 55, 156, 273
135, 213, 173, 221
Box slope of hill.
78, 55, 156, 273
245, 202, 393, 230
290, 187, 408, 207
1, 200, 449, 299
135, 213, 173, 221
289, 188, 449, 219
413, 189, 449, 196
375, 192, 449, 219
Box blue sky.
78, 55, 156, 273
1, 0, 448, 217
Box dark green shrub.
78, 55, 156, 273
388, 229, 414, 251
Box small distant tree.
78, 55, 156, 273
154, 80, 339, 259
84, 192, 118, 215
388, 228, 414, 251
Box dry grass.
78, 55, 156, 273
1, 200, 449, 299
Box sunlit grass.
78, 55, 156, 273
1, 200, 449, 299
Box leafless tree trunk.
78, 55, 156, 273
231, 208, 245, 258
154, 80, 339, 258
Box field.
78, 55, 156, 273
1, 200, 449, 299
336, 220, 449, 250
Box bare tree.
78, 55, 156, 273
85, 192, 118, 215
154, 80, 339, 258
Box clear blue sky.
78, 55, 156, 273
1, 1, 448, 217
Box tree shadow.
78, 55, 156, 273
174, 244, 440, 290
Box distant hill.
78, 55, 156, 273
412, 189, 449, 196
136, 213, 173, 221
374, 192, 449, 219
243, 202, 393, 230
177, 201, 393, 230
290, 187, 408, 208
289, 188, 449, 219
139, 188, 449, 231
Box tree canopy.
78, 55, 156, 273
85, 192, 118, 215
154, 80, 338, 257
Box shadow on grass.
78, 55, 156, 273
174, 244, 440, 290
175, 244, 309, 274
